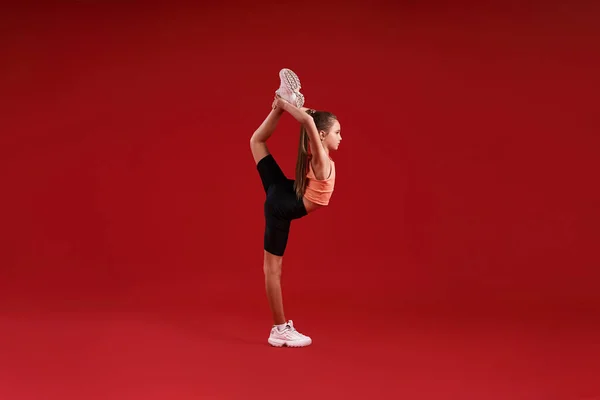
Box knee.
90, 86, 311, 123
263, 254, 283, 277
251, 139, 268, 164
250, 137, 260, 154
250, 136, 259, 147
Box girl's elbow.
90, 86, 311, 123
302, 116, 315, 126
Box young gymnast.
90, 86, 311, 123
249, 68, 342, 347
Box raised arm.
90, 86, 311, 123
275, 97, 330, 174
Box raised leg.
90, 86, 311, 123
250, 105, 284, 165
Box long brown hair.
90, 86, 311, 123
294, 109, 337, 199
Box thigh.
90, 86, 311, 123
264, 211, 291, 257
256, 154, 288, 194
262, 182, 307, 257
266, 180, 308, 221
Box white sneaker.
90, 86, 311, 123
275, 68, 305, 108
268, 320, 312, 347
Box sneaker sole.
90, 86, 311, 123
279, 68, 302, 92
268, 337, 312, 348
296, 93, 305, 108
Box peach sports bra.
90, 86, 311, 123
304, 158, 335, 206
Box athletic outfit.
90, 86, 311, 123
257, 153, 335, 256
260, 67, 336, 347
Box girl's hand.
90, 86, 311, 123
273, 95, 288, 110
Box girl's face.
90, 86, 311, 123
321, 119, 342, 152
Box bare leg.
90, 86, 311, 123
250, 105, 284, 164
263, 250, 286, 325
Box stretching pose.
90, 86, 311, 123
250, 68, 342, 348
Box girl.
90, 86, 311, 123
250, 68, 342, 348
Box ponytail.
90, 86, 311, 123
294, 124, 310, 199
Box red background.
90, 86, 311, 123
1, 1, 599, 399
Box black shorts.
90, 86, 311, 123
257, 154, 307, 256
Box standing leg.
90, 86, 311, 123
263, 250, 286, 325
264, 245, 312, 347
